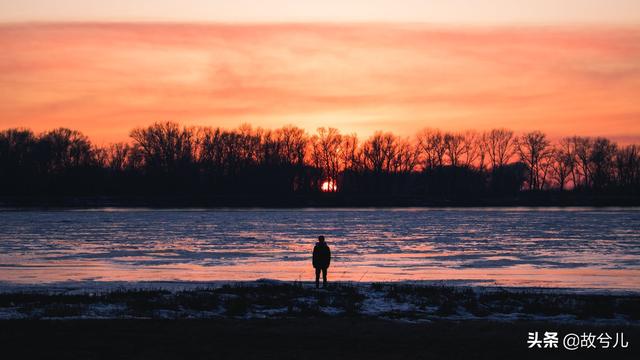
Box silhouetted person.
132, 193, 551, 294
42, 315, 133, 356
312, 236, 331, 288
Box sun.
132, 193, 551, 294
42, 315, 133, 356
321, 179, 337, 192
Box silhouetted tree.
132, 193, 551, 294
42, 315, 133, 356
0, 128, 37, 194
516, 131, 551, 190
310, 127, 342, 191
130, 122, 195, 174
615, 145, 640, 192
589, 137, 617, 191
416, 128, 446, 170
550, 147, 572, 191
0, 123, 638, 205
392, 137, 419, 173
573, 136, 593, 189
486, 128, 515, 169
444, 132, 465, 167
460, 131, 481, 168
362, 132, 397, 173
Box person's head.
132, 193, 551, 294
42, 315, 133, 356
318, 235, 325, 243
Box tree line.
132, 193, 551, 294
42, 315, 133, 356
1, 122, 638, 205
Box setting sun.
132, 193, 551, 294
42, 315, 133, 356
321, 179, 337, 192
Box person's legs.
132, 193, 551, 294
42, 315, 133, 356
315, 268, 321, 288
322, 268, 327, 287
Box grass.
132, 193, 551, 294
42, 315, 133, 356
0, 282, 638, 322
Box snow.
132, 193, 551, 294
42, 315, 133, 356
0, 280, 638, 324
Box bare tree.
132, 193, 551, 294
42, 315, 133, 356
615, 145, 640, 188
477, 131, 489, 171
0, 128, 36, 170
39, 128, 94, 172
392, 137, 419, 173
444, 132, 465, 167
550, 145, 572, 191
416, 128, 446, 170
340, 133, 361, 172
106, 143, 131, 172
236, 124, 262, 167
5, 122, 640, 202
538, 150, 555, 190
554, 138, 577, 189
275, 125, 307, 166
196, 127, 223, 170
589, 137, 617, 190
362, 131, 396, 172
572, 136, 592, 189
516, 131, 551, 190
486, 128, 515, 169
130, 122, 195, 173
310, 127, 343, 190
460, 130, 480, 168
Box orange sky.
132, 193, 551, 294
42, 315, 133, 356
2, 1, 640, 24
1, 23, 639, 145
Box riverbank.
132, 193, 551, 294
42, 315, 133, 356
2, 281, 638, 358
1, 281, 638, 323
2, 191, 639, 208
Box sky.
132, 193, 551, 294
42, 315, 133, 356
2, 1, 640, 24
0, 1, 639, 144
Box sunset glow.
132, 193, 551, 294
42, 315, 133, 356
1, 23, 639, 144
321, 179, 338, 192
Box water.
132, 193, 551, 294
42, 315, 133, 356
0, 208, 639, 290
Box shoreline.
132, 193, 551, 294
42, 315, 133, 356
1, 280, 638, 324
3, 205, 640, 211
1, 192, 640, 209
2, 279, 640, 295
2, 201, 640, 209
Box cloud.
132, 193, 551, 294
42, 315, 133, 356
0, 23, 639, 144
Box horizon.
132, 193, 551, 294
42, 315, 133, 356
4, 120, 640, 148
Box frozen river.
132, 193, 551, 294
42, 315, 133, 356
0, 208, 639, 290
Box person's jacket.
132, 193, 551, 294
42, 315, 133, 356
312, 242, 331, 269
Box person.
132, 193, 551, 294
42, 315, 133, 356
312, 235, 331, 288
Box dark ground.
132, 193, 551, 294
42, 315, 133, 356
1, 284, 638, 358
1, 318, 637, 359
2, 190, 640, 208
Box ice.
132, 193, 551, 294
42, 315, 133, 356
0, 208, 639, 290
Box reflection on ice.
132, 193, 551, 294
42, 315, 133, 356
0, 208, 639, 290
